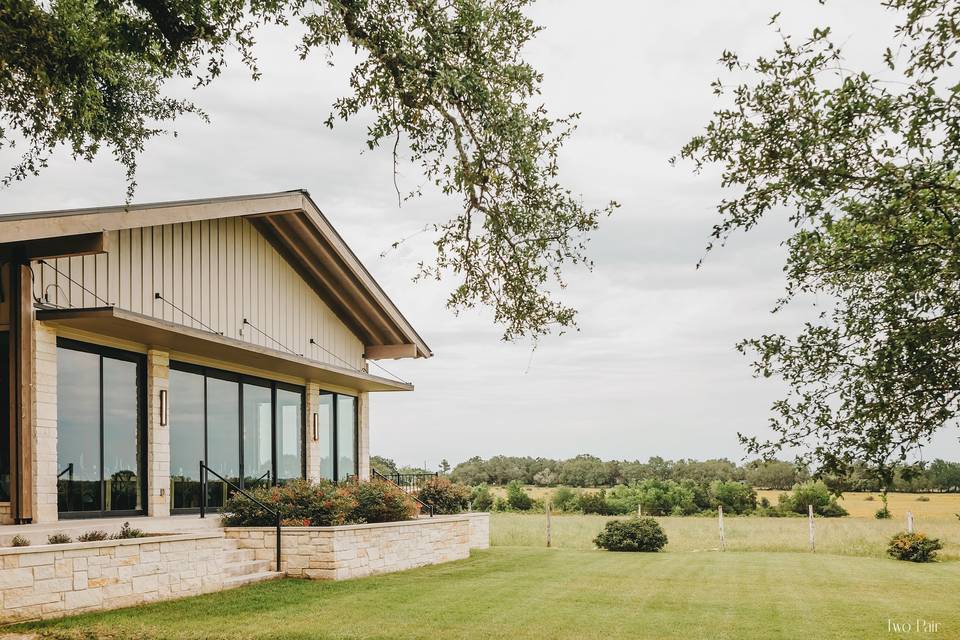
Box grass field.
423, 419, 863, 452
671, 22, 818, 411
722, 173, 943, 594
17, 548, 960, 640
490, 512, 960, 560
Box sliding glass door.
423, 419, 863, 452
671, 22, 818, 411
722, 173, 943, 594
57, 340, 146, 518
169, 363, 304, 513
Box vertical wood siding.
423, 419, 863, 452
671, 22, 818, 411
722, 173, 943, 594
33, 218, 365, 370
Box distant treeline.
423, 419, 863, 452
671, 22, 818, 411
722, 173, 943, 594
374, 454, 960, 493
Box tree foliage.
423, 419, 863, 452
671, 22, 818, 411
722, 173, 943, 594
0, 0, 615, 339
678, 1, 960, 480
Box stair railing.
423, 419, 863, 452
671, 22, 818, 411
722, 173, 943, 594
199, 461, 282, 573
372, 468, 435, 517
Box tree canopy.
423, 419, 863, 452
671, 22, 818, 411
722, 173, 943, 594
0, 0, 615, 339
679, 0, 960, 482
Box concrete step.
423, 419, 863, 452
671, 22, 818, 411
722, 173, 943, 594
223, 570, 284, 589
222, 559, 274, 578
223, 548, 256, 563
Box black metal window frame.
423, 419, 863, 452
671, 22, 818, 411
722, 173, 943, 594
56, 338, 148, 520
169, 361, 306, 514
321, 390, 359, 481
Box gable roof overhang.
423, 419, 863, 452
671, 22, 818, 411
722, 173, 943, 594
0, 190, 432, 360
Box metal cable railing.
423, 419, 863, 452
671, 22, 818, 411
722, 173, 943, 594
199, 461, 281, 573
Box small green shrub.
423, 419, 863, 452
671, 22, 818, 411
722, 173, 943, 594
417, 476, 471, 514
594, 517, 667, 552
77, 530, 109, 542
887, 532, 943, 562
550, 486, 579, 512
864, 495, 875, 501
111, 522, 147, 539
875, 507, 892, 520
470, 484, 494, 511
916, 495, 930, 502
577, 490, 609, 515
506, 480, 533, 511
47, 533, 72, 544
492, 496, 509, 512
777, 481, 848, 517
11, 535, 30, 547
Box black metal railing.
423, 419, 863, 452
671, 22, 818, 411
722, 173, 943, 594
57, 463, 74, 479
383, 471, 438, 494
372, 468, 435, 517
199, 461, 282, 573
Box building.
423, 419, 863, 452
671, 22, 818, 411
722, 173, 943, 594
0, 190, 432, 525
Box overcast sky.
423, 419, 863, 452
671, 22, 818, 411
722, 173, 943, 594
2, 1, 959, 469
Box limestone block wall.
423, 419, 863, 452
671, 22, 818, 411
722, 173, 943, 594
464, 512, 490, 550
225, 513, 489, 580
0, 532, 225, 622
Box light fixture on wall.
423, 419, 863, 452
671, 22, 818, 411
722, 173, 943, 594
160, 389, 168, 426
312, 412, 319, 441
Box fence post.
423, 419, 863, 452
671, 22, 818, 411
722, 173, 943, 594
637, 504, 642, 517
718, 505, 725, 551
808, 504, 815, 552
907, 511, 914, 534
546, 501, 552, 548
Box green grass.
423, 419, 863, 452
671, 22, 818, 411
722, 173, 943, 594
491, 512, 960, 560
17, 548, 960, 640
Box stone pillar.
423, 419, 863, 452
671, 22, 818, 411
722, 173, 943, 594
357, 391, 370, 480
31, 322, 58, 523
304, 382, 321, 483
146, 348, 170, 517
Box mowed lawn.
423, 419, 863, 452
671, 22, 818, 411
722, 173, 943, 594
15, 547, 960, 640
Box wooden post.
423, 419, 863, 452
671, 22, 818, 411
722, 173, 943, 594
637, 504, 642, 517
718, 505, 725, 551
546, 501, 552, 548
907, 511, 914, 534
808, 504, 815, 552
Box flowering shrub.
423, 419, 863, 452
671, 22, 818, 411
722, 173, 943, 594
222, 478, 415, 526
887, 532, 943, 563
417, 477, 471, 514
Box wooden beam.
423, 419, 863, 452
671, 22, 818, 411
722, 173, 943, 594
0, 232, 107, 261
364, 344, 418, 360
12, 263, 33, 522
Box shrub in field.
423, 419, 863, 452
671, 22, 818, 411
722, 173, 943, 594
708, 480, 757, 515
47, 533, 72, 544
492, 496, 510, 512
578, 490, 610, 515
470, 483, 494, 511
630, 479, 697, 516
506, 480, 533, 511
594, 517, 667, 552
875, 507, 892, 519
864, 495, 875, 501
777, 481, 848, 517
916, 495, 930, 502
550, 486, 579, 512
77, 530, 109, 542
11, 535, 30, 547
887, 532, 943, 562
604, 485, 640, 515
417, 476, 471, 514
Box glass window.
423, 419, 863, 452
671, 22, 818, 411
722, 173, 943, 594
169, 368, 204, 509
336, 394, 357, 481
57, 347, 102, 513
103, 358, 141, 512
275, 388, 303, 485
56, 341, 145, 516
317, 393, 335, 481
243, 383, 272, 488
0, 334, 9, 502
206, 376, 240, 508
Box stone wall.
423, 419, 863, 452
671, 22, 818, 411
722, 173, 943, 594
0, 532, 224, 622
225, 513, 489, 580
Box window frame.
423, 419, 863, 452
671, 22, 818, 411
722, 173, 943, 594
56, 338, 147, 520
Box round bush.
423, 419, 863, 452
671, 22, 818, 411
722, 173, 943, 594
594, 517, 667, 552
417, 476, 471, 514
887, 532, 943, 562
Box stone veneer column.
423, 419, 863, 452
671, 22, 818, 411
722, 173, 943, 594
146, 349, 170, 517
31, 322, 58, 523
358, 391, 370, 480
304, 382, 321, 482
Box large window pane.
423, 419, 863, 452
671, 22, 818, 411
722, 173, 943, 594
206, 377, 240, 508
318, 393, 334, 481
103, 358, 141, 512
275, 388, 303, 484
56, 348, 101, 513
169, 368, 204, 509
336, 394, 357, 481
243, 383, 272, 488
